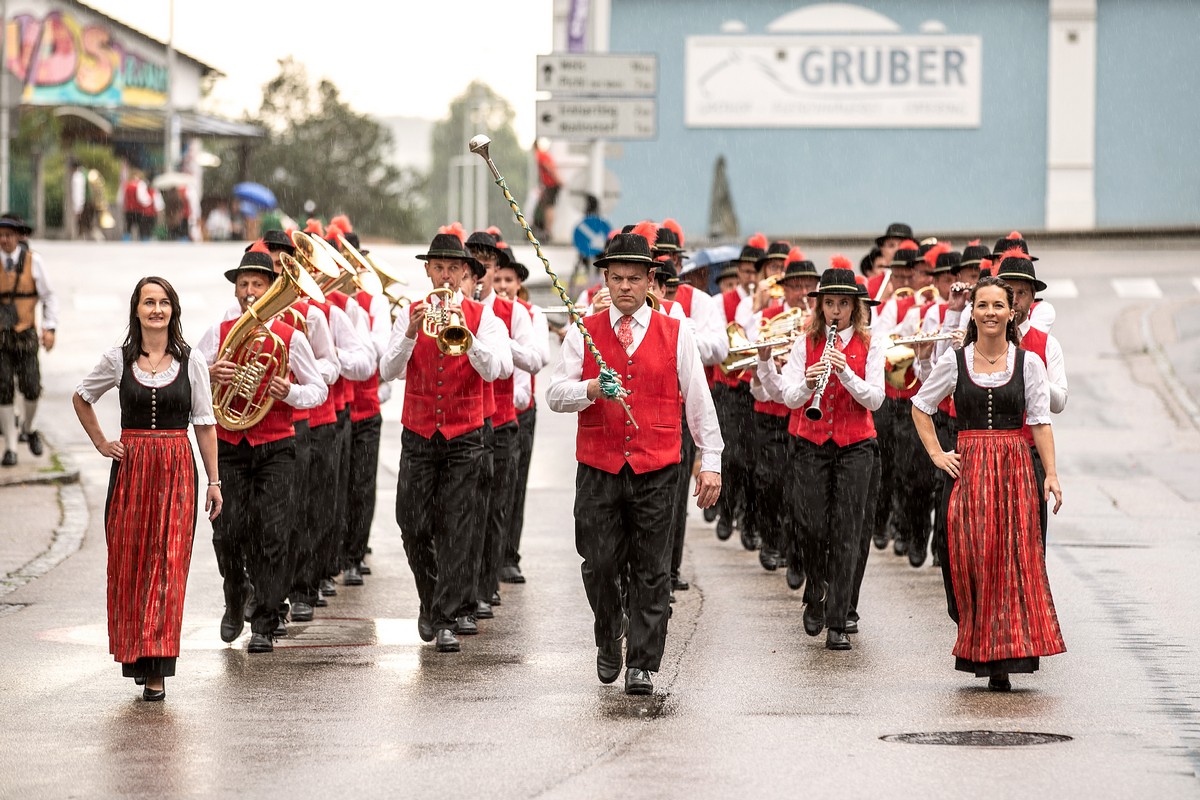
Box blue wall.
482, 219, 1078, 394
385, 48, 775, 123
607, 0, 1049, 239
1096, 0, 1200, 228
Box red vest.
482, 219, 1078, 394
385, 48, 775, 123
788, 332, 876, 447
490, 296, 517, 427
715, 288, 750, 387
753, 304, 791, 418
300, 300, 338, 428
884, 295, 920, 400
675, 283, 695, 317
516, 298, 536, 412
349, 291, 382, 422
215, 318, 299, 447
577, 311, 683, 474
1020, 326, 1050, 446
326, 291, 354, 411
401, 299, 487, 440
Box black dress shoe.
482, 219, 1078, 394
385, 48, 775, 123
843, 619, 859, 635
671, 577, 689, 591
417, 609, 435, 642
2, 450, 16, 467
703, 506, 718, 523
802, 603, 824, 637
342, 566, 364, 586
26, 431, 43, 456
273, 619, 288, 638
475, 601, 494, 620
142, 686, 166, 702
454, 616, 478, 635
290, 602, 314, 622
908, 543, 927, 568
248, 632, 274, 653
490, 591, 502, 606
786, 561, 804, 591
740, 528, 760, 551
133, 675, 146, 686
893, 538, 909, 556
314, 595, 328, 608
220, 606, 244, 643
436, 629, 460, 652
872, 530, 888, 550
758, 548, 780, 571
358, 561, 371, 575
498, 565, 526, 584
624, 668, 654, 695
988, 674, 1012, 692
715, 518, 733, 541
597, 640, 623, 684
319, 579, 337, 597
826, 629, 852, 651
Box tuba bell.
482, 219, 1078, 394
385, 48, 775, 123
421, 286, 473, 356
883, 334, 919, 391
213, 254, 326, 431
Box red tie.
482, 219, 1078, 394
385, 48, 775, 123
617, 315, 634, 352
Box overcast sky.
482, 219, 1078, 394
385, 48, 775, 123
89, 0, 554, 143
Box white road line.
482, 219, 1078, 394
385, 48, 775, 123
1192, 277, 1200, 295
1111, 279, 1162, 299
1039, 279, 1078, 299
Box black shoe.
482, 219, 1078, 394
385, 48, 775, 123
786, 561, 804, 591
290, 602, 314, 622
703, 506, 718, 523
872, 530, 888, 550
671, 577, 690, 591
843, 619, 859, 635
242, 595, 256, 623
475, 601, 494, 620
498, 565, 526, 584
142, 686, 166, 702
624, 668, 654, 695
669, 591, 676, 604
220, 606, 244, 643
597, 639, 624, 685
802, 603, 824, 637
893, 538, 909, 556
248, 633, 274, 653
490, 591, 502, 606
436, 629, 460, 652
417, 609, 435, 643
758, 548, 780, 571
740, 528, 760, 551
26, 431, 43, 457
314, 595, 328, 608
274, 618, 288, 638
342, 566, 363, 586
17, 431, 26, 443
319, 579, 337, 597
358, 561, 371, 576
133, 675, 146, 686
716, 518, 733, 541
826, 629, 852, 651
988, 674, 1012, 692
1, 450, 16, 467
454, 616, 478, 636
908, 543, 927, 568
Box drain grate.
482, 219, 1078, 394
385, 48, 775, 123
881, 731, 1073, 747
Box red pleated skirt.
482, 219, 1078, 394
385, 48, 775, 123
104, 429, 197, 665
948, 430, 1065, 671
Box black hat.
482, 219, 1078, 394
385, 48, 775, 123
932, 250, 961, 274
808, 266, 879, 306
595, 224, 658, 268
224, 250, 277, 283
653, 256, 678, 285
917, 238, 940, 259
501, 259, 530, 283
958, 244, 991, 270
466, 230, 505, 262
889, 241, 920, 268
341, 231, 362, 251
756, 240, 792, 268
993, 232, 1038, 261
654, 227, 681, 255
716, 262, 740, 282
734, 234, 769, 264
0, 213, 32, 235
258, 229, 295, 254
875, 222, 914, 247
417, 232, 472, 262
994, 253, 1048, 293
781, 247, 819, 280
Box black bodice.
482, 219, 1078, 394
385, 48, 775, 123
953, 346, 1026, 431
119, 355, 192, 430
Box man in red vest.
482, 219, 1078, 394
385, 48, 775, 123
547, 223, 722, 695
380, 230, 513, 653
197, 251, 329, 653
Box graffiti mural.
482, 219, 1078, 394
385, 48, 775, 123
5, 10, 168, 107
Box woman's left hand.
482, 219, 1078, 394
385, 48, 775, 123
1044, 475, 1063, 515
205, 486, 223, 521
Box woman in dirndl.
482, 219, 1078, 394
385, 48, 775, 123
911, 276, 1065, 691
72, 276, 222, 701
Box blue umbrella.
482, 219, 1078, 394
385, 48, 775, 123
233, 182, 277, 209
681, 244, 738, 274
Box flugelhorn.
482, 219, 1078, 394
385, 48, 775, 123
421, 286, 473, 356
805, 325, 838, 421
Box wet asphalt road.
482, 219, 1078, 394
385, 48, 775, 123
2, 241, 1200, 798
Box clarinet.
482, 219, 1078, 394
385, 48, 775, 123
804, 325, 838, 421
473, 281, 483, 302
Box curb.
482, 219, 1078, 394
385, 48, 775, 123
1140, 301, 1200, 431
0, 439, 81, 487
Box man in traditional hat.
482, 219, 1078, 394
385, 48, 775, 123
0, 214, 55, 466
381, 229, 513, 653
197, 250, 330, 652
867, 223, 917, 305
548, 222, 722, 694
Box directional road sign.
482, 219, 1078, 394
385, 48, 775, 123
573, 216, 613, 259
536, 54, 657, 97
536, 99, 656, 141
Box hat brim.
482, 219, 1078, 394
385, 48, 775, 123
225, 265, 277, 284
416, 251, 472, 262
993, 252, 1039, 262
595, 253, 656, 268
954, 259, 985, 270
808, 286, 880, 306
994, 272, 1048, 293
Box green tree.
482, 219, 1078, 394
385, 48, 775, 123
428, 81, 528, 242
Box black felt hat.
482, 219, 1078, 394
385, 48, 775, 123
809, 265, 879, 306
502, 259, 530, 283
654, 227, 681, 255
889, 241, 920, 269
917, 238, 941, 260
932, 250, 962, 275
653, 256, 678, 285
734, 233, 769, 264
875, 222, 914, 247
958, 244, 991, 270
466, 230, 505, 263
595, 224, 658, 268
257, 229, 295, 254
0, 213, 32, 235
781, 247, 819, 279
716, 262, 740, 282
756, 240, 792, 268
994, 252, 1048, 292
992, 232, 1038, 261
417, 232, 472, 262
224, 250, 277, 283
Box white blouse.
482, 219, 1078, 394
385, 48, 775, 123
75, 346, 217, 426
911, 343, 1051, 425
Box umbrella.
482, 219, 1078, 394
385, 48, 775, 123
681, 244, 739, 275
152, 171, 193, 190
233, 182, 277, 209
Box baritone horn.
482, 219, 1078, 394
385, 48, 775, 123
422, 286, 473, 356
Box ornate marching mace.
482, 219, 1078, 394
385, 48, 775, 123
468, 134, 637, 428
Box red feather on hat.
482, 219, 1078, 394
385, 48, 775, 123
486, 225, 502, 238
968, 239, 981, 247
898, 239, 919, 251
325, 221, 345, 241
998, 246, 1028, 262
1007, 231, 1023, 240
662, 218, 684, 248
631, 220, 659, 245
438, 222, 466, 244
786, 247, 806, 264
923, 242, 951, 269
830, 255, 852, 270
284, 226, 297, 236
655, 254, 674, 264
747, 232, 768, 250
981, 259, 993, 272
496, 240, 510, 251
304, 218, 324, 236
329, 214, 353, 234
248, 239, 271, 255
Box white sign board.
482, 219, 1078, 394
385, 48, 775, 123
536, 99, 656, 141
686, 35, 982, 128
537, 54, 657, 97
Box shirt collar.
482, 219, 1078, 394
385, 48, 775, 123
1018, 318, 1031, 336
837, 326, 854, 345
737, 284, 750, 299
608, 301, 653, 328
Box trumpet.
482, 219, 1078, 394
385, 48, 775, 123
805, 325, 838, 421
421, 286, 473, 356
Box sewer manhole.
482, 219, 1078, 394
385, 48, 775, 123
881, 731, 1073, 747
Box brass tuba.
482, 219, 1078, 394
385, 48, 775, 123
213, 254, 326, 431
421, 287, 473, 356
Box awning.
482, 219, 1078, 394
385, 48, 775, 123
50, 105, 264, 141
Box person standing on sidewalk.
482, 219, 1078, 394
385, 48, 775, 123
72, 276, 222, 701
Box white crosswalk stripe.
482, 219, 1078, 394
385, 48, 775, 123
1111, 279, 1163, 299
1039, 279, 1078, 299
1193, 278, 1200, 296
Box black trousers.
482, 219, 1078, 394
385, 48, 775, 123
332, 409, 353, 572
1031, 446, 1048, 548
933, 413, 959, 622
849, 441, 882, 622
397, 426, 486, 630
286, 420, 314, 604
713, 382, 756, 533
462, 421, 495, 614
669, 417, 696, 580
575, 463, 675, 672
504, 406, 537, 568
307, 420, 343, 592
0, 329, 40, 404
891, 402, 938, 557
753, 412, 791, 556
791, 437, 876, 631
213, 436, 295, 636
871, 396, 902, 541
345, 414, 382, 567
478, 420, 518, 601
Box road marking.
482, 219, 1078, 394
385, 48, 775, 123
1193, 278, 1200, 295
72, 293, 122, 312
1111, 279, 1162, 299
1039, 279, 1078, 299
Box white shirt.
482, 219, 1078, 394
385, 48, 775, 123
757, 327, 886, 412
871, 295, 922, 338
222, 302, 343, 386
483, 290, 545, 375
512, 302, 551, 411
362, 292, 392, 359
380, 290, 513, 383
196, 318, 328, 409
328, 303, 376, 381
912, 343, 1052, 425
680, 287, 728, 367
2, 247, 58, 330
76, 347, 217, 426
546, 302, 724, 473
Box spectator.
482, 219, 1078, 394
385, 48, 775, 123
533, 138, 562, 243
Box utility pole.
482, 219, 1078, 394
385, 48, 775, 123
1, 0, 11, 211
163, 0, 177, 173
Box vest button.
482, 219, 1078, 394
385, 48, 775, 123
624, 451, 631, 457
625, 435, 631, 442
625, 420, 631, 426
438, 366, 444, 372
626, 374, 633, 380
150, 424, 156, 430
436, 408, 443, 414
436, 422, 442, 428
437, 395, 442, 400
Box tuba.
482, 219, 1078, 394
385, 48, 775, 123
421, 287, 473, 356
213, 254, 326, 431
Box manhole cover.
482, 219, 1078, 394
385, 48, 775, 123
881, 731, 1073, 747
